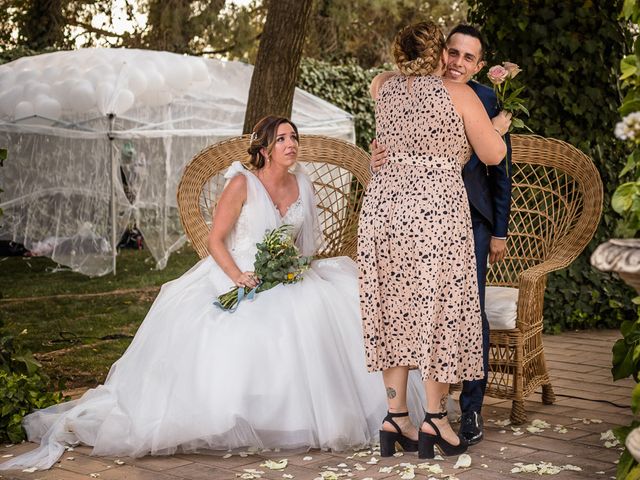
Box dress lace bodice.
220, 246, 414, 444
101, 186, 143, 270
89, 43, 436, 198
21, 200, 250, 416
227, 181, 307, 271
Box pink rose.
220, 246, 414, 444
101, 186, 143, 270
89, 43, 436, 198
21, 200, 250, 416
487, 65, 509, 85
502, 62, 522, 79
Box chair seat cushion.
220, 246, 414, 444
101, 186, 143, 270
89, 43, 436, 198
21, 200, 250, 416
486, 286, 518, 330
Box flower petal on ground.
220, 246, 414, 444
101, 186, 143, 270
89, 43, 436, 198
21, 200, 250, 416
261, 459, 288, 470
453, 454, 472, 469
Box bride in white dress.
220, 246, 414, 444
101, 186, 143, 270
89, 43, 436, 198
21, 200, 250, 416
1, 116, 424, 471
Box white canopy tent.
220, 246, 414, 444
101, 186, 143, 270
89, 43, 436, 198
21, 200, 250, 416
0, 48, 355, 276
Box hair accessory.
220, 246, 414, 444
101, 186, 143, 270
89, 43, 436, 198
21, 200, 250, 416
250, 132, 258, 143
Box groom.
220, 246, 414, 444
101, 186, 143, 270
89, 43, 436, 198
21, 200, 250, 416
370, 24, 512, 445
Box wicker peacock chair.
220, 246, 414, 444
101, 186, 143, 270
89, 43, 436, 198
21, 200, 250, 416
177, 134, 371, 261
485, 134, 603, 424
177, 133, 603, 425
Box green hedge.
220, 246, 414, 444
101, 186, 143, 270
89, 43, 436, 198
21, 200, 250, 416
468, 0, 637, 331
298, 58, 384, 150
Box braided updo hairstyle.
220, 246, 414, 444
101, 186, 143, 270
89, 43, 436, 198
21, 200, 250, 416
247, 115, 299, 170
393, 21, 446, 76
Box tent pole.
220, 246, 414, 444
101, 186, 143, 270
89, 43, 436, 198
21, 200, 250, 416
108, 113, 117, 276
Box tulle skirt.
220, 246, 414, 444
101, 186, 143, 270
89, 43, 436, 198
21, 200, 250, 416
1, 256, 425, 471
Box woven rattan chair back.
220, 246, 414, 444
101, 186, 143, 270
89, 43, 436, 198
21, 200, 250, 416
177, 134, 371, 260
488, 135, 602, 287
483, 134, 602, 424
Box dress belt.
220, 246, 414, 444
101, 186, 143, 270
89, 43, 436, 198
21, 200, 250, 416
387, 153, 462, 172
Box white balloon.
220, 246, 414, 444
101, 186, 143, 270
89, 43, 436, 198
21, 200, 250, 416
164, 58, 193, 90
62, 66, 82, 81
112, 88, 135, 115
15, 69, 38, 84
190, 59, 209, 83
0, 85, 24, 118
125, 67, 147, 96
24, 81, 52, 99
34, 95, 62, 121
14, 100, 35, 120
138, 89, 173, 107
50, 80, 69, 106
68, 81, 96, 112
144, 68, 165, 91
0, 67, 15, 88
41, 66, 63, 83
96, 81, 116, 114
84, 64, 114, 86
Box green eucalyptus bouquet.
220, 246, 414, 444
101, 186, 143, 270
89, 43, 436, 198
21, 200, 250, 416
214, 224, 312, 312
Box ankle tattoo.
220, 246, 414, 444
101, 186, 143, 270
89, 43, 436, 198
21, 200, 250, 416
386, 387, 397, 399
438, 394, 447, 412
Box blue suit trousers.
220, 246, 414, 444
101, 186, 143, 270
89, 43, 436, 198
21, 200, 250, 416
459, 207, 491, 414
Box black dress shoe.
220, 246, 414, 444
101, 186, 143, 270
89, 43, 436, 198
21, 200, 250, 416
459, 411, 483, 445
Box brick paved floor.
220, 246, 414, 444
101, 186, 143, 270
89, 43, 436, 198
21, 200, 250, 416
0, 329, 632, 479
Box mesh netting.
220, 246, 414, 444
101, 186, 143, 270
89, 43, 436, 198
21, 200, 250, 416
0, 48, 355, 276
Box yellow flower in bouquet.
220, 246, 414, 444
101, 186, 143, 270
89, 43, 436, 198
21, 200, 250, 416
214, 224, 312, 311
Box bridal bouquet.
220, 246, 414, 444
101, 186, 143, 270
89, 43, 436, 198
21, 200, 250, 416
487, 62, 532, 132
214, 224, 312, 311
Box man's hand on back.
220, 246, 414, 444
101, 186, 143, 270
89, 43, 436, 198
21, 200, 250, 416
369, 139, 388, 174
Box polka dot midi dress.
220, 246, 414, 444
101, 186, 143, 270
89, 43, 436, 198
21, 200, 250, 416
358, 75, 484, 384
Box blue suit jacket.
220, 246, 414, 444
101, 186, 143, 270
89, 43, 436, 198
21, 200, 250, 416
464, 81, 512, 238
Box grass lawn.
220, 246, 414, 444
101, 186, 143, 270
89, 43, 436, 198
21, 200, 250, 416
1, 246, 199, 391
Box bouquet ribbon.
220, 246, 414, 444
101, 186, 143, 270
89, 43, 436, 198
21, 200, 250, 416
213, 282, 261, 312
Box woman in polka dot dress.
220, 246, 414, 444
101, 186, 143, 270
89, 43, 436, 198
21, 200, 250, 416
357, 21, 507, 459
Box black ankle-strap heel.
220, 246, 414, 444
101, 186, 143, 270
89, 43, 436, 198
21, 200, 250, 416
418, 411, 468, 459
379, 411, 419, 457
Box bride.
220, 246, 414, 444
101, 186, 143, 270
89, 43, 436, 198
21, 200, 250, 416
1, 116, 424, 471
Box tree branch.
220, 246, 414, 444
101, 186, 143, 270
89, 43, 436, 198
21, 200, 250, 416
65, 18, 129, 40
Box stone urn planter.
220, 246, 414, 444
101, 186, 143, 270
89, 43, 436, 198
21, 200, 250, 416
591, 238, 640, 462
591, 238, 640, 294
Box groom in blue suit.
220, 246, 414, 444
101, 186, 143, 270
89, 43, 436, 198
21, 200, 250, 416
370, 24, 512, 445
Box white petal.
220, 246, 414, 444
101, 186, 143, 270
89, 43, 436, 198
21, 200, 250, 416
453, 454, 472, 469
261, 459, 288, 470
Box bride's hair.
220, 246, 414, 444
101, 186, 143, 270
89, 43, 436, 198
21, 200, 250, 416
393, 21, 446, 77
248, 115, 299, 169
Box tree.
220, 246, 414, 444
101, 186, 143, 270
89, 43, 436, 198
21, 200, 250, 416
303, 0, 467, 68
0, 0, 266, 62
467, 0, 636, 331
243, 0, 313, 133
14, 0, 66, 50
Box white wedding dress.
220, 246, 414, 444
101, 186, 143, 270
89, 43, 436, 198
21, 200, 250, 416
1, 162, 425, 471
